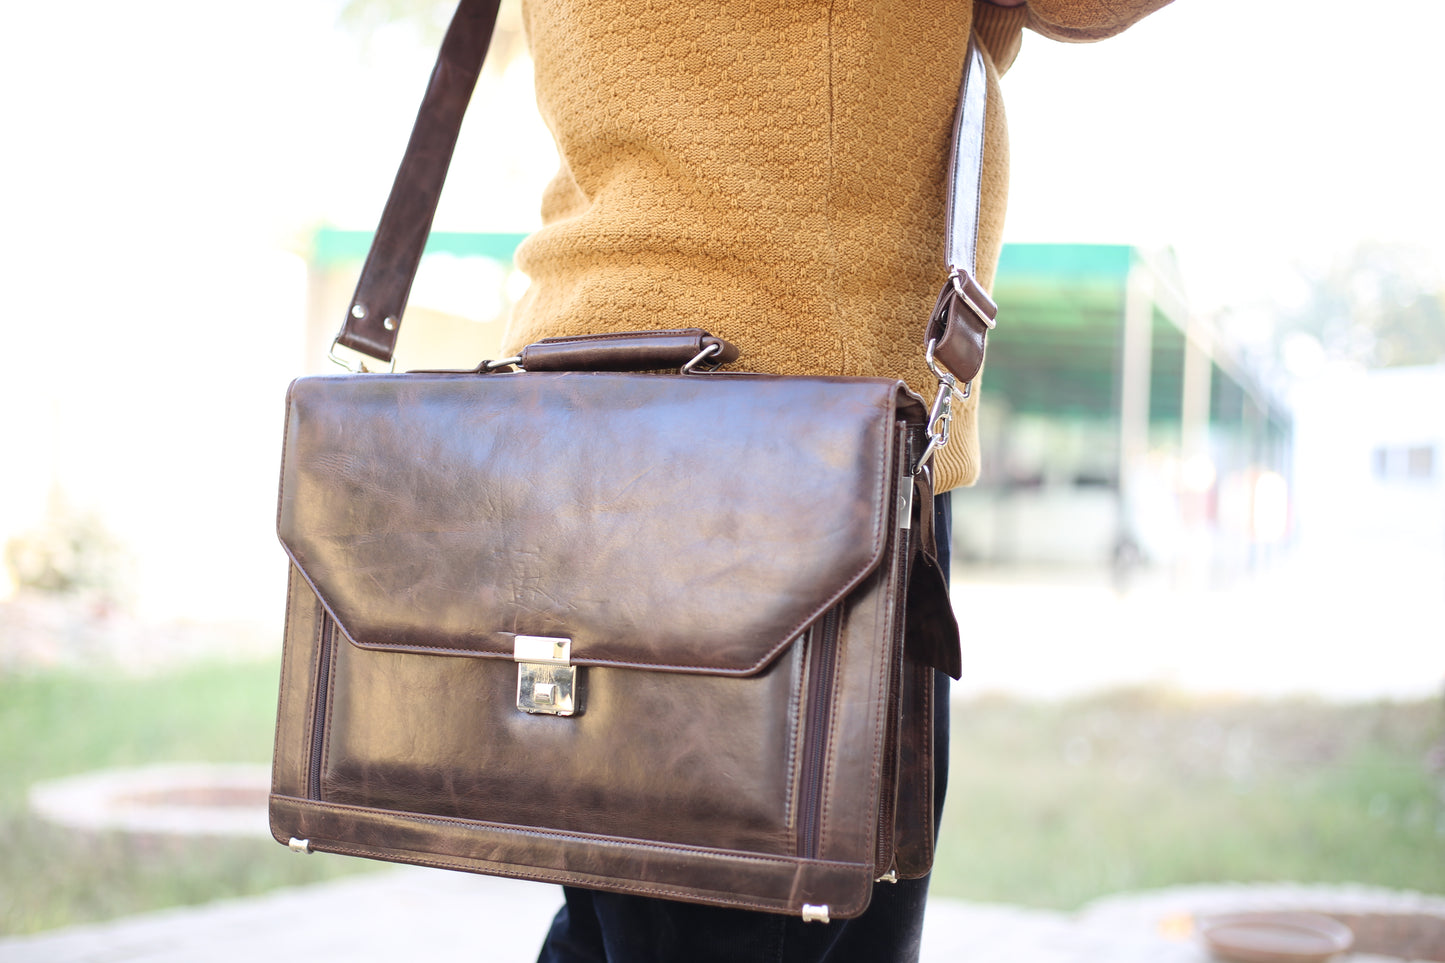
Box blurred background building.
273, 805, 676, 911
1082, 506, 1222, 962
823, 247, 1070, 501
959, 243, 1291, 581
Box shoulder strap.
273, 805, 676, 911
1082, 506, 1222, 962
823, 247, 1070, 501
932, 39, 999, 389
946, 41, 988, 287
334, 0, 502, 363
332, 0, 996, 392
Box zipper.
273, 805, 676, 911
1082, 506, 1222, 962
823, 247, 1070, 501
874, 446, 918, 872
307, 616, 335, 801
798, 605, 840, 859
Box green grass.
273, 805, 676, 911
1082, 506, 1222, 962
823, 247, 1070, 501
3, 664, 1442, 934
0, 661, 382, 936
932, 689, 1445, 909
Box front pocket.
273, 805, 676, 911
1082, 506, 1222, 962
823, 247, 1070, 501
316, 633, 809, 855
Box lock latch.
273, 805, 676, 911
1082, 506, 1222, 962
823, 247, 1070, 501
515, 636, 579, 716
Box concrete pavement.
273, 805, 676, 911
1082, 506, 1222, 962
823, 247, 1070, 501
4, 869, 1443, 962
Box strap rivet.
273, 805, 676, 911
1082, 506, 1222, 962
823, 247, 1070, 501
350, 304, 367, 319
383, 316, 397, 332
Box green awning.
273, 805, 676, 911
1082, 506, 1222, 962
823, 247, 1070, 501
307, 231, 1281, 430
311, 227, 531, 267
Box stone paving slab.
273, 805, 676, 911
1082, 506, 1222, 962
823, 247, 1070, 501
0, 869, 557, 963
3, 871, 1443, 963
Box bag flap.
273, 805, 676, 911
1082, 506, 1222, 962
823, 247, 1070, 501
278, 371, 922, 676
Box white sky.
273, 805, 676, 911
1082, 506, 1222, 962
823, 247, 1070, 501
1002, 0, 1445, 311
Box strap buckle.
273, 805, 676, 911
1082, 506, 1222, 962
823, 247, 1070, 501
913, 269, 996, 473
950, 268, 998, 331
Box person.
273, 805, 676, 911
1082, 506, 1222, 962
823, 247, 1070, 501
501, 1, 1173, 960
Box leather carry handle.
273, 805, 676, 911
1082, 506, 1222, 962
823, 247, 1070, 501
518, 329, 741, 373
334, 0, 995, 391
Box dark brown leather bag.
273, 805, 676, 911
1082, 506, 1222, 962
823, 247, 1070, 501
270, 0, 995, 923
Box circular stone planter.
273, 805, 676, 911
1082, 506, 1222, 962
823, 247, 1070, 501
1198, 912, 1354, 963
29, 763, 271, 838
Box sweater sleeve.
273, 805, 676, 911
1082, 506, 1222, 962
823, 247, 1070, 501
973, 0, 1174, 69
972, 2, 1030, 73
1019, 0, 1175, 42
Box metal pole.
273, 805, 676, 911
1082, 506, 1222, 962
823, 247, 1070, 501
1117, 264, 1154, 538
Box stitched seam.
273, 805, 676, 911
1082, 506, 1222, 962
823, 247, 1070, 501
271, 568, 298, 796
969, 43, 986, 276
331, 639, 807, 677
300, 843, 861, 913
270, 798, 871, 918
302, 590, 323, 776
919, 665, 935, 867
826, 415, 897, 860
783, 638, 807, 830
859, 524, 896, 868
318, 619, 339, 801
817, 612, 843, 862
271, 795, 866, 869
864, 464, 905, 869
892, 440, 918, 867
300, 591, 324, 795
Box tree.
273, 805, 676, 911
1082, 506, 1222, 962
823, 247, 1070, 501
339, 0, 529, 72
1277, 243, 1445, 369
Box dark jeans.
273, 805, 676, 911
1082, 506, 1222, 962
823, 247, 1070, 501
537, 495, 953, 963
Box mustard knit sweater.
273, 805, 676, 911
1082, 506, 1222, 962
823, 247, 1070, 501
506, 0, 1172, 492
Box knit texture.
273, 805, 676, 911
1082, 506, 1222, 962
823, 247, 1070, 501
507, 0, 1170, 490
1023, 0, 1171, 42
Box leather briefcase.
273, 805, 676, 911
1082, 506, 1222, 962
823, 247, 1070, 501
269, 0, 995, 923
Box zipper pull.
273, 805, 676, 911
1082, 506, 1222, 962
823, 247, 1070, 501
898, 470, 915, 530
